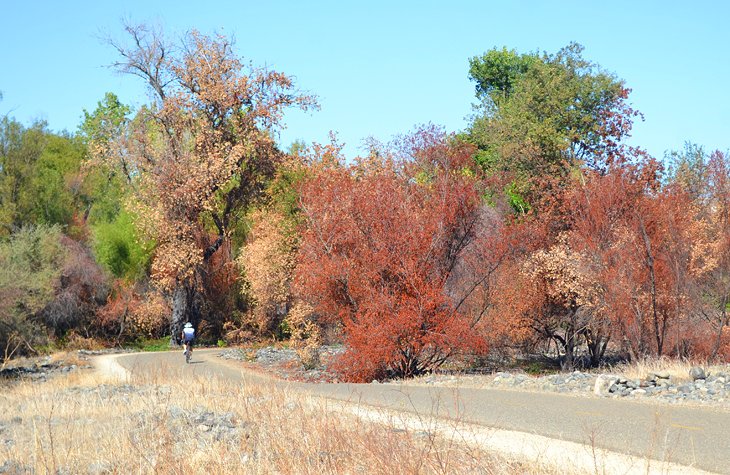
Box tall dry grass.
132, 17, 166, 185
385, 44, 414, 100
606, 357, 730, 382
0, 364, 557, 475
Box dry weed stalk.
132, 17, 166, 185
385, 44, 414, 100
0, 365, 550, 474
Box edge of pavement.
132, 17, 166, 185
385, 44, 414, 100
93, 351, 718, 475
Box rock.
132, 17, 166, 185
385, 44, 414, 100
689, 366, 706, 381
594, 375, 618, 396
678, 384, 693, 394
632, 389, 647, 396
654, 370, 671, 379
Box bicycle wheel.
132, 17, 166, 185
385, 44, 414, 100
185, 346, 191, 363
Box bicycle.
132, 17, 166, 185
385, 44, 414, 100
183, 341, 192, 364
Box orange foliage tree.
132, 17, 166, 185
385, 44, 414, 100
104, 25, 315, 340
672, 150, 730, 358
238, 209, 298, 336
563, 161, 704, 360
296, 130, 488, 381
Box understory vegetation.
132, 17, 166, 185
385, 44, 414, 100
1, 25, 728, 382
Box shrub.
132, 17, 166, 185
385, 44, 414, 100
41, 235, 109, 337
296, 131, 488, 381
0, 225, 66, 359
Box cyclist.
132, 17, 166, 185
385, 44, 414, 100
181, 322, 195, 357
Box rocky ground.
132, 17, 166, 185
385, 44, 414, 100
219, 346, 730, 408
469, 368, 730, 406
218, 346, 344, 383
0, 350, 115, 383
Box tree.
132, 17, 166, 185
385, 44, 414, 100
296, 130, 487, 381
92, 210, 153, 281
468, 47, 537, 105
41, 235, 109, 338
564, 161, 700, 360
0, 118, 87, 235
467, 43, 639, 212
78, 92, 134, 225
237, 152, 308, 338
702, 151, 730, 357
520, 235, 603, 369
0, 118, 48, 234
668, 149, 730, 358
103, 24, 316, 341
239, 209, 298, 337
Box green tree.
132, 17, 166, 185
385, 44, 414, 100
0, 118, 86, 233
0, 118, 47, 234
468, 47, 537, 106
467, 43, 638, 210
30, 134, 86, 226
78, 92, 134, 224
92, 209, 153, 281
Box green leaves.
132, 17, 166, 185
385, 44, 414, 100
0, 225, 66, 356
0, 118, 87, 233
467, 43, 633, 212
92, 210, 153, 281
468, 47, 537, 105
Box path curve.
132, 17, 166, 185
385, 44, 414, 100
97, 349, 728, 474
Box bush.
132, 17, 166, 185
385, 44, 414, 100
92, 210, 153, 281
0, 225, 66, 360
41, 236, 109, 337
296, 136, 488, 381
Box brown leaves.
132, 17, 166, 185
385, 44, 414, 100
108, 25, 316, 294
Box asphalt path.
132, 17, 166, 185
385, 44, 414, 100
112, 349, 730, 474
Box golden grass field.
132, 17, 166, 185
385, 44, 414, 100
0, 358, 562, 475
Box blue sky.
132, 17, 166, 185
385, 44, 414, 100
1, 1, 728, 159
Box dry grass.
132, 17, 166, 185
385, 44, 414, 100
0, 364, 558, 474
606, 357, 730, 382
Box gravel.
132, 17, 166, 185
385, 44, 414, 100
218, 346, 344, 382
418, 367, 730, 407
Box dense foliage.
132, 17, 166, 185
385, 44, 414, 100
1, 32, 728, 381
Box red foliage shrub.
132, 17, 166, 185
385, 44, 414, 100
296, 131, 488, 381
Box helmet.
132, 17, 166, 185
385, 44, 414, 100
184, 322, 192, 328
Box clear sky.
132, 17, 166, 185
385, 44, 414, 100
1, 1, 728, 159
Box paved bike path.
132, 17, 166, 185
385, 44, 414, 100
111, 349, 730, 474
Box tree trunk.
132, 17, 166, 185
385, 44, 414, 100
710, 296, 728, 360
170, 281, 189, 347
639, 217, 662, 356
561, 335, 575, 371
